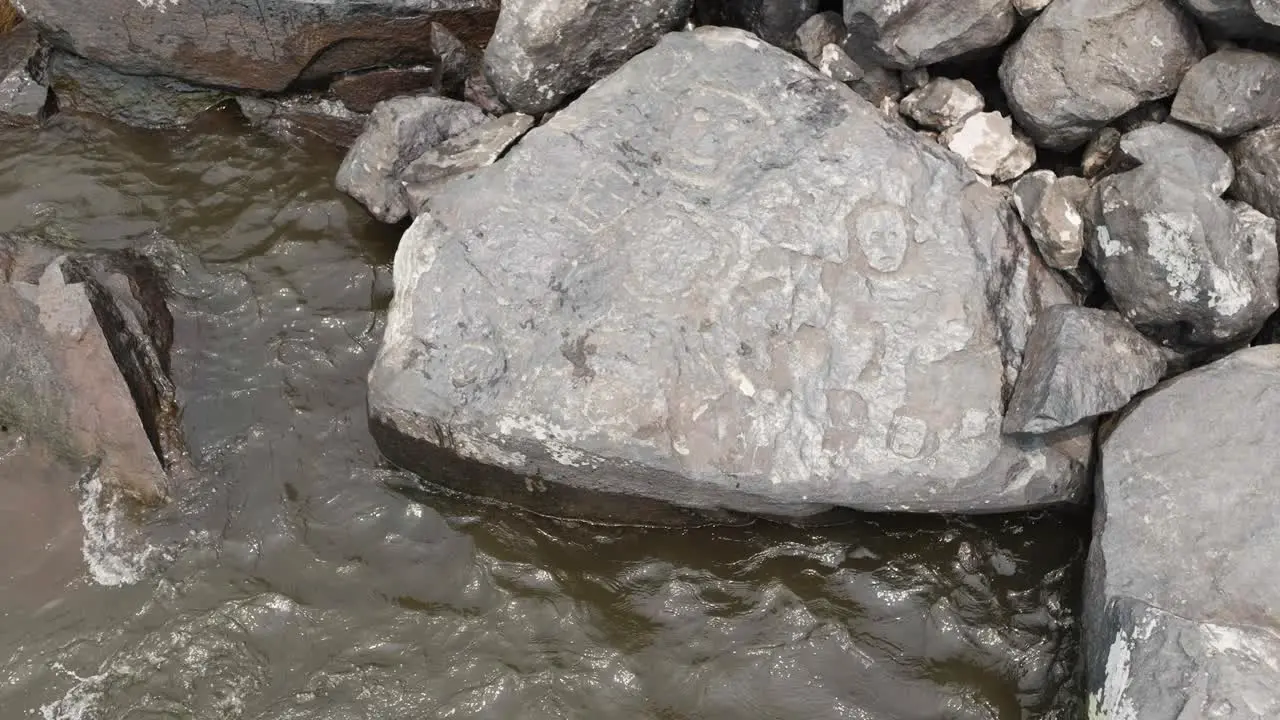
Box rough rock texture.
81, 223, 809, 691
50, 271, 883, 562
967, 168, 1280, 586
330, 67, 438, 114
1012, 171, 1091, 270
335, 96, 487, 224
237, 95, 367, 148
1087, 165, 1280, 346
794, 11, 845, 67
430, 23, 478, 97
696, 0, 822, 49
369, 28, 1090, 522
1119, 122, 1234, 195
818, 43, 902, 106
402, 113, 535, 215
17, 0, 500, 92
900, 77, 984, 131
844, 0, 1018, 69
1229, 123, 1280, 218
0, 239, 188, 504
1173, 0, 1280, 42
0, 22, 51, 127
1082, 127, 1123, 178
1086, 345, 1280, 720
1171, 48, 1280, 138
942, 111, 1036, 182
49, 50, 229, 129
1001, 0, 1204, 151
1014, 0, 1053, 13
1003, 306, 1165, 434
483, 0, 694, 115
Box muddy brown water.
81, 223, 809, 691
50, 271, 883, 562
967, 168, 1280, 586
0, 111, 1088, 719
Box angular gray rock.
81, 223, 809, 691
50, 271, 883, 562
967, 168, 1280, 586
695, 0, 822, 49
1085, 345, 1280, 720
1229, 123, 1280, 218
941, 111, 1036, 182
818, 44, 902, 107
483, 0, 694, 115
1002, 306, 1165, 434
794, 11, 846, 67
1173, 0, 1280, 42
1087, 164, 1280, 346
17, 0, 500, 92
369, 28, 1090, 522
0, 239, 189, 504
1118, 122, 1234, 195
844, 0, 1018, 69
1001, 0, 1203, 151
1012, 171, 1091, 270
1082, 127, 1123, 178
0, 22, 51, 127
900, 77, 984, 131
1171, 48, 1280, 138
335, 96, 487, 224
402, 113, 535, 215
49, 50, 229, 129
237, 96, 368, 148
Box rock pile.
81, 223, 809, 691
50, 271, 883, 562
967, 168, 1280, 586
12, 0, 1280, 714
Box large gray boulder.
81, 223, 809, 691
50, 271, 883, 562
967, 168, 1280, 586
1087, 165, 1280, 347
1118, 122, 1234, 196
1173, 0, 1280, 42
483, 0, 693, 115
16, 0, 499, 92
1230, 124, 1280, 219
1171, 48, 1280, 138
843, 0, 1018, 70
335, 96, 487, 224
1000, 0, 1203, 151
1085, 345, 1280, 719
369, 28, 1091, 523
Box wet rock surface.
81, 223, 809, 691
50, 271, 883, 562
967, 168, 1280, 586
1000, 0, 1203, 151
236, 95, 368, 149
483, 0, 693, 115
49, 50, 229, 129
1171, 48, 1280, 138
371, 28, 1089, 520
0, 22, 51, 127
1086, 345, 1280, 720
335, 95, 487, 224
17, 0, 501, 92
1003, 305, 1165, 435
844, 0, 1017, 69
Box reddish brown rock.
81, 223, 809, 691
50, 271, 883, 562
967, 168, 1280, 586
331, 67, 438, 114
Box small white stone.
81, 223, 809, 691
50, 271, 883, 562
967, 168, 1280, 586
942, 112, 1036, 182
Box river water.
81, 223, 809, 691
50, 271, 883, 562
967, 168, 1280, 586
0, 111, 1087, 719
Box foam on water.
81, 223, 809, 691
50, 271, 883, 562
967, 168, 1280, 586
76, 470, 164, 587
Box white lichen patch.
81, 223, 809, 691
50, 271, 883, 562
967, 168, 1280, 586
1142, 212, 1200, 302
136, 0, 181, 12
1095, 225, 1128, 257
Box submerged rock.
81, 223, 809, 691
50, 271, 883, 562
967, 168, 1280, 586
0, 22, 52, 127
17, 0, 500, 92
0, 239, 188, 504
1086, 345, 1280, 720
1003, 306, 1165, 434
369, 28, 1089, 522
1171, 48, 1280, 138
1118, 122, 1234, 195
844, 0, 1017, 69
1001, 0, 1203, 151
1230, 123, 1280, 218
1012, 171, 1090, 270
1087, 165, 1280, 347
335, 96, 487, 224
696, 0, 822, 49
900, 77, 984, 131
941, 111, 1036, 182
49, 50, 229, 129
402, 113, 535, 215
483, 0, 694, 115
237, 95, 368, 148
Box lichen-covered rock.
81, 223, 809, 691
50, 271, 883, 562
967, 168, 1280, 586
844, 0, 1018, 69
1012, 170, 1090, 270
1229, 123, 1280, 218
335, 96, 487, 224
1003, 305, 1165, 434
900, 77, 984, 131
17, 0, 499, 93
401, 112, 535, 214
483, 0, 693, 115
0, 22, 51, 127
1119, 122, 1234, 195
941, 111, 1036, 182
1087, 164, 1279, 346
1085, 345, 1280, 720
1001, 0, 1203, 151
369, 28, 1090, 522
695, 0, 822, 49
1171, 48, 1280, 138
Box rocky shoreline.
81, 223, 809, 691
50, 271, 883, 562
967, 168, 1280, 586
2, 0, 1279, 716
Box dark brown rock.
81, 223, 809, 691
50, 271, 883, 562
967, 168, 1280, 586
331, 67, 438, 114
237, 95, 368, 148
18, 0, 500, 93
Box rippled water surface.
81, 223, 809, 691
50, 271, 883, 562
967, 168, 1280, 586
0, 111, 1087, 719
